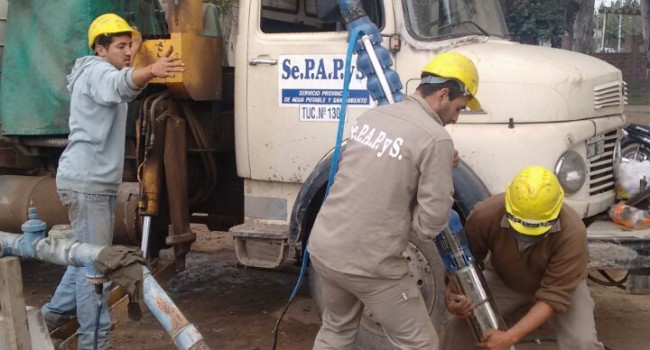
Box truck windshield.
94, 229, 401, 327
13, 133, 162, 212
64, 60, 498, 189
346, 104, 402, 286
402, 0, 508, 40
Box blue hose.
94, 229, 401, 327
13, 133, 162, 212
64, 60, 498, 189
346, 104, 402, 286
270, 29, 360, 350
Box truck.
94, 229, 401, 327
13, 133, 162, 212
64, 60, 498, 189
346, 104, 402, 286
0, 0, 642, 348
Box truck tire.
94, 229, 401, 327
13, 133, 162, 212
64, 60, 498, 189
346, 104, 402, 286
308, 234, 448, 349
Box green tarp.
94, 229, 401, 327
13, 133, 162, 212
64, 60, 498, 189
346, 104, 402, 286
0, 0, 163, 136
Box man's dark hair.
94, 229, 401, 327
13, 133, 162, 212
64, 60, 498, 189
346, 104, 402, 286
93, 32, 132, 52
417, 72, 464, 100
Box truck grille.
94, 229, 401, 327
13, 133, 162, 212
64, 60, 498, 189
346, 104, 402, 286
593, 81, 627, 109
587, 130, 618, 196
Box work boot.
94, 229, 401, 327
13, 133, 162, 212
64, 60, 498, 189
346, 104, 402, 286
43, 311, 75, 332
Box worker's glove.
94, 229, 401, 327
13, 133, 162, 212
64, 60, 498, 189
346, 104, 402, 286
345, 16, 382, 52
448, 209, 463, 234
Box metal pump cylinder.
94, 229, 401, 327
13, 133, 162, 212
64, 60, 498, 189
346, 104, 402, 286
448, 264, 507, 341
435, 227, 509, 344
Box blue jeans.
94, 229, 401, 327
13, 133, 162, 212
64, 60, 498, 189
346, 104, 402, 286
41, 190, 115, 350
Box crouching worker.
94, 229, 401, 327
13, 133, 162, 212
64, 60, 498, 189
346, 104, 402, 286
440, 166, 605, 350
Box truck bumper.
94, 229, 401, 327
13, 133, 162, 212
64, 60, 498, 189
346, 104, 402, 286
587, 220, 650, 269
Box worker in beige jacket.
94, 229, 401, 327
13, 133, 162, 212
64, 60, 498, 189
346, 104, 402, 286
307, 52, 481, 350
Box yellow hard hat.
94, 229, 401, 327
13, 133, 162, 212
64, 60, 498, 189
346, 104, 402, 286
505, 166, 564, 236
421, 52, 481, 111
88, 13, 135, 49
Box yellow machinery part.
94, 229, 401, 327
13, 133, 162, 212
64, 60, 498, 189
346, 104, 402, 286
133, 32, 222, 101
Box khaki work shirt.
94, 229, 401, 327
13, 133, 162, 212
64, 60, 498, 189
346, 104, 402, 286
465, 194, 589, 313
308, 94, 455, 278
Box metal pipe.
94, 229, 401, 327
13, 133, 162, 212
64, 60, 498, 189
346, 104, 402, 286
1, 227, 211, 349
448, 264, 507, 342
20, 137, 69, 148
435, 228, 513, 349
0, 227, 103, 270
601, 13, 607, 51
618, 14, 622, 52
361, 36, 394, 104
141, 215, 152, 259
337, 0, 404, 105
143, 266, 210, 350
1, 209, 211, 350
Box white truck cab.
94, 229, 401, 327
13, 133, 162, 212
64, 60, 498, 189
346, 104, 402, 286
230, 0, 634, 345
0, 0, 638, 347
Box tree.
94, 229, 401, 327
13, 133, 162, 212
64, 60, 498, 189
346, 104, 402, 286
572, 0, 596, 53
500, 0, 577, 47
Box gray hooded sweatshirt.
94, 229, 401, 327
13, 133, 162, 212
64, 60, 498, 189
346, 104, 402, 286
56, 56, 143, 195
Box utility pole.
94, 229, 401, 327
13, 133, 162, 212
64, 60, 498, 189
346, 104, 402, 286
618, 14, 623, 51
602, 12, 608, 51
642, 0, 649, 79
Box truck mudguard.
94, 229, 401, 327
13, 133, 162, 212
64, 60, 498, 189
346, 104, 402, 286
289, 147, 491, 247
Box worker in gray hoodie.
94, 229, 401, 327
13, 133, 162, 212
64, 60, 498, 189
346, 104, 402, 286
41, 13, 184, 350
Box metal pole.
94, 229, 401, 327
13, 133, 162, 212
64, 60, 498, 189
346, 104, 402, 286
141, 215, 152, 260
361, 36, 394, 104
601, 12, 607, 51
618, 14, 623, 52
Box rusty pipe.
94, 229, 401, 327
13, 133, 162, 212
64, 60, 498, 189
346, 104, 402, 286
1, 209, 209, 350
0, 176, 140, 245
143, 266, 210, 350
0, 175, 67, 233
20, 137, 69, 148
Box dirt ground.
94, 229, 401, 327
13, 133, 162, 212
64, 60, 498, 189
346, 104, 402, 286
17, 226, 650, 350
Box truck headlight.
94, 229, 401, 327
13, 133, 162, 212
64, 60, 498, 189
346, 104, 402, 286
555, 151, 586, 194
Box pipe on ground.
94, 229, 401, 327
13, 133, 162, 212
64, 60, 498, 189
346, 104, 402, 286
0, 209, 210, 350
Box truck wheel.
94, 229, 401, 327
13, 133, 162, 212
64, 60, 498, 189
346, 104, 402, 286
308, 234, 447, 349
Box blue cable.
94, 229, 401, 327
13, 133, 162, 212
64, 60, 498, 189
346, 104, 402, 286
324, 30, 359, 199
271, 29, 360, 350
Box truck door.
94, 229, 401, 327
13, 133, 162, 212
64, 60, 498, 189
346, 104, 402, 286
239, 0, 393, 182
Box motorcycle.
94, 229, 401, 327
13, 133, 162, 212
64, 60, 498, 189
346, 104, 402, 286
621, 123, 650, 161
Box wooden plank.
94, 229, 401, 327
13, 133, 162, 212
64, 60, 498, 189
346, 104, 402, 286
0, 257, 32, 350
